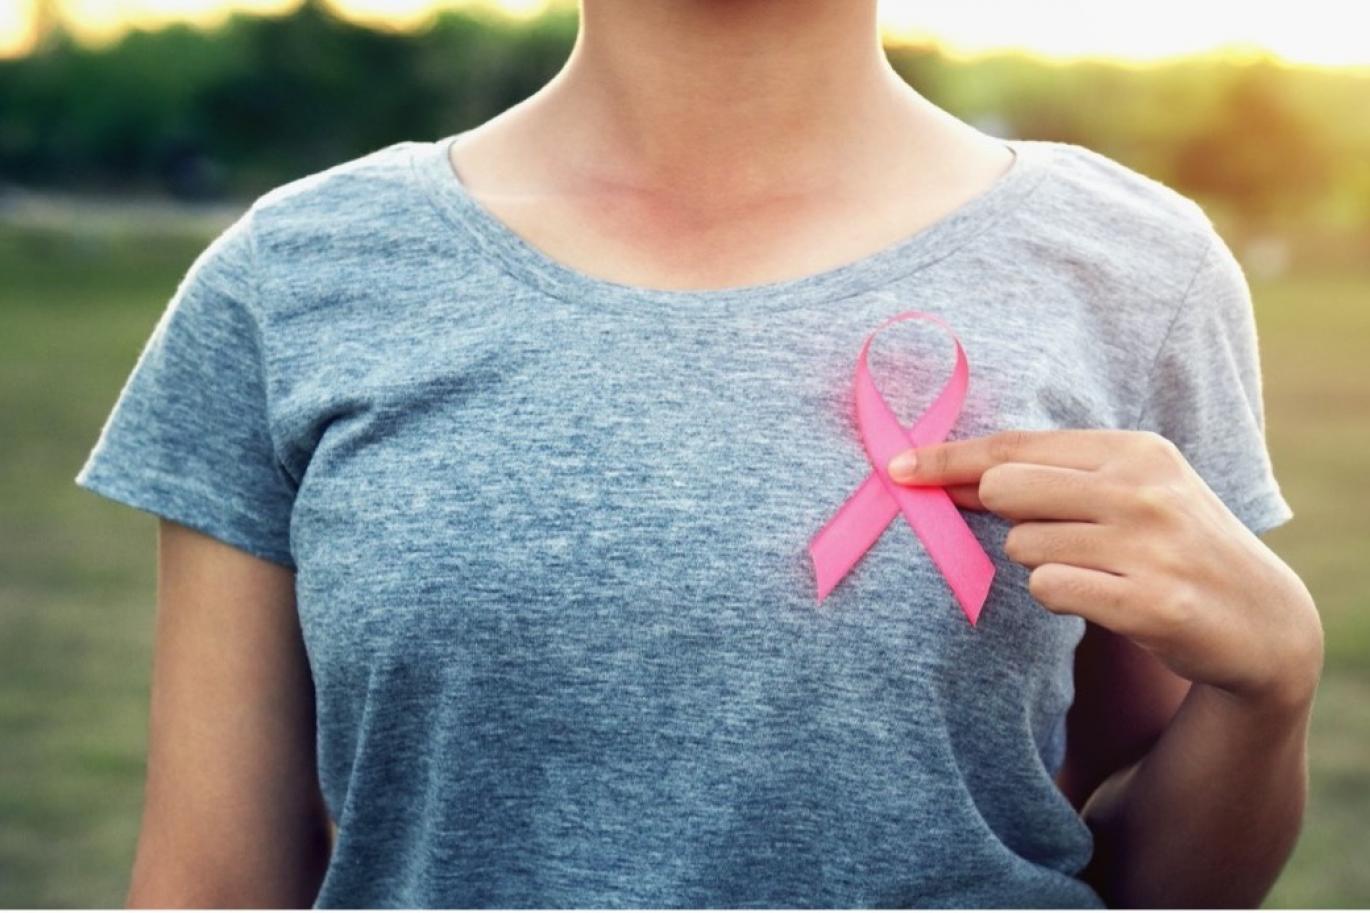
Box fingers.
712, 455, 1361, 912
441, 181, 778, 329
942, 464, 1124, 522
1027, 562, 1134, 629
977, 463, 1129, 522
945, 483, 984, 511
889, 428, 1136, 485
1004, 520, 1131, 575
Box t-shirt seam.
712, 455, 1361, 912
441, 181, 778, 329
241, 203, 297, 494
1126, 232, 1219, 432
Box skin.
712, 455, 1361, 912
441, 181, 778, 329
126, 522, 330, 907
129, 0, 1321, 906
443, 1, 1015, 292
887, 429, 1323, 906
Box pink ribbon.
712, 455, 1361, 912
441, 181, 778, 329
809, 310, 995, 626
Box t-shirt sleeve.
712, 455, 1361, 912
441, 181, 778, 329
1133, 230, 1294, 537
72, 204, 298, 570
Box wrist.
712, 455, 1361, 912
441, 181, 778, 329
1226, 569, 1324, 718
1194, 677, 1317, 735
1197, 633, 1321, 726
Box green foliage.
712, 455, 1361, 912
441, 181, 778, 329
0, 0, 579, 196
1170, 61, 1334, 230
922, 50, 1369, 239
0, 4, 1366, 240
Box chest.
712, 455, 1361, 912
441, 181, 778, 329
271, 291, 1106, 746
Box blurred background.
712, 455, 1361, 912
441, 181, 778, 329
1, 0, 1367, 906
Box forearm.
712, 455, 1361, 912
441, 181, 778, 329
1078, 679, 1315, 907
125, 811, 332, 909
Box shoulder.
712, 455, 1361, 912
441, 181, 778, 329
249, 139, 425, 225
1024, 139, 1214, 244
1008, 139, 1223, 297
234, 138, 461, 306
1033, 140, 1206, 222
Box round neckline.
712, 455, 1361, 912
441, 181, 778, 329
411, 127, 1056, 317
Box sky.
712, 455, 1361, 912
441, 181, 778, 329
4, 0, 1370, 68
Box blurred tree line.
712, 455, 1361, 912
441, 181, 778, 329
2, 0, 1368, 254
0, 0, 577, 197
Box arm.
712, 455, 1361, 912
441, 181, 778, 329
125, 520, 331, 908
1061, 618, 1318, 908
1057, 619, 1315, 904
1053, 620, 1192, 812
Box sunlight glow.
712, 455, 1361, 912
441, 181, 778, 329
48, 0, 297, 47
877, 0, 1370, 69
0, 0, 39, 57
4, 0, 1370, 68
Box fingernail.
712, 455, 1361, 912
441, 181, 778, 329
888, 451, 917, 481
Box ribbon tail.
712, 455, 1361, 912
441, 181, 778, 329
889, 483, 996, 626
809, 473, 900, 602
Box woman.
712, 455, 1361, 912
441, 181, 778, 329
74, 0, 1322, 907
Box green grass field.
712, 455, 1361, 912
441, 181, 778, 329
1, 218, 1367, 906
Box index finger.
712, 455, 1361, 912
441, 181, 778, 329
886, 429, 1131, 485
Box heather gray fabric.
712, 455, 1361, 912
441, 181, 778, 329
74, 129, 1294, 908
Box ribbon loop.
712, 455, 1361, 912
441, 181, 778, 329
809, 310, 995, 626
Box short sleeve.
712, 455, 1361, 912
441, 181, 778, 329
73, 205, 298, 570
1133, 231, 1294, 537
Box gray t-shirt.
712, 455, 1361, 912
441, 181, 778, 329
74, 130, 1294, 908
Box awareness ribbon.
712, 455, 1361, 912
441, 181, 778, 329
809, 310, 995, 626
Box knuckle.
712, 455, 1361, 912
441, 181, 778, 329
1139, 430, 1182, 463
1156, 582, 1200, 630
931, 445, 954, 478
990, 430, 1028, 463
1136, 429, 1168, 449
1148, 538, 1191, 576
1057, 526, 1086, 557
1132, 482, 1180, 519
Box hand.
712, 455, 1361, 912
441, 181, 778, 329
887, 429, 1323, 712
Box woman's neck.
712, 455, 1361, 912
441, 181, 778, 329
510, 0, 967, 204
